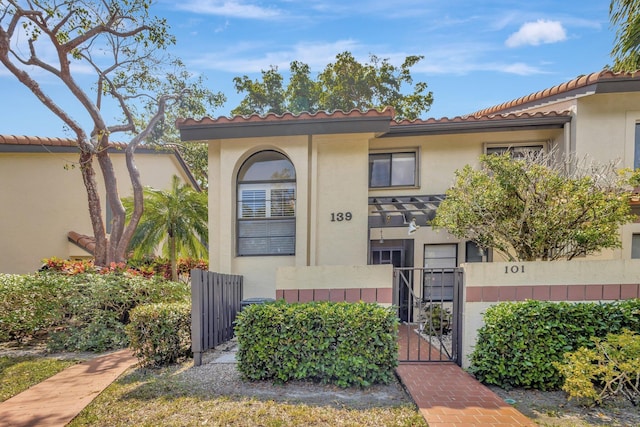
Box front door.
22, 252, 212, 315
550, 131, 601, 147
370, 240, 412, 322
423, 244, 457, 301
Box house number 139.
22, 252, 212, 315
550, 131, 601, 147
330, 212, 352, 222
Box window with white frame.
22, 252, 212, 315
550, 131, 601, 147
237, 151, 296, 256
369, 150, 417, 188
634, 123, 640, 170
485, 142, 546, 159
632, 234, 640, 259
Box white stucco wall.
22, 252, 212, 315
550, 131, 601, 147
461, 260, 640, 368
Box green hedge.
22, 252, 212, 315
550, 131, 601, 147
0, 272, 189, 351
0, 274, 67, 342
125, 302, 191, 366
468, 299, 640, 390
235, 301, 398, 388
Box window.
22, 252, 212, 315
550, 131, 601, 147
369, 151, 417, 188
237, 151, 296, 256
465, 241, 484, 263
634, 123, 640, 170
423, 244, 457, 302
632, 234, 640, 259
424, 244, 457, 269
485, 142, 545, 159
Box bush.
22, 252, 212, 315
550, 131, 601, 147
468, 299, 640, 390
0, 274, 72, 342
42, 256, 208, 282
235, 301, 398, 388
0, 272, 189, 352
46, 273, 189, 352
125, 302, 191, 366
553, 329, 640, 406
47, 312, 129, 352
418, 303, 452, 336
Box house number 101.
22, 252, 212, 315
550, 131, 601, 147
505, 265, 525, 274
330, 212, 352, 222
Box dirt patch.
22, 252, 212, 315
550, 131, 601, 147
176, 341, 413, 410
489, 386, 640, 427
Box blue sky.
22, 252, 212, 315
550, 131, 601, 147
0, 1, 617, 138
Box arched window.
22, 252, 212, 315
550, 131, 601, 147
237, 151, 296, 256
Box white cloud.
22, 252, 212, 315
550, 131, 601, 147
175, 0, 282, 19
500, 62, 546, 76
189, 40, 365, 73
505, 20, 567, 47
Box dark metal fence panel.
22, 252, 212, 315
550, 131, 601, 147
191, 269, 243, 366
395, 267, 463, 365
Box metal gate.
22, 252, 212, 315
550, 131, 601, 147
394, 267, 463, 365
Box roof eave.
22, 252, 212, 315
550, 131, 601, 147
384, 115, 572, 137
178, 116, 392, 141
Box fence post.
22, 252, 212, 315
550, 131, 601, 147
191, 268, 204, 367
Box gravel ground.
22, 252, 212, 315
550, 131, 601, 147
175, 340, 414, 410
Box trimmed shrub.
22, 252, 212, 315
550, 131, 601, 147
468, 299, 640, 390
235, 301, 398, 388
46, 273, 189, 352
125, 302, 191, 366
0, 272, 189, 352
553, 329, 640, 406
0, 273, 72, 342
47, 311, 128, 353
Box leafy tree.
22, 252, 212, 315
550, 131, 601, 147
432, 152, 635, 261
231, 52, 433, 120
610, 0, 640, 71
0, 0, 223, 266
123, 175, 208, 281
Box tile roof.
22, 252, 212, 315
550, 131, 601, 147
175, 107, 396, 128
0, 134, 202, 191
67, 231, 96, 255
471, 70, 640, 117
385, 110, 572, 136
392, 110, 571, 126
178, 108, 396, 141
0, 134, 127, 148
176, 70, 640, 138
0, 134, 77, 147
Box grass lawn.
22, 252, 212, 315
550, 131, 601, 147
68, 362, 427, 427
0, 356, 79, 402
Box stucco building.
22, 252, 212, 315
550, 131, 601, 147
0, 135, 198, 274
177, 70, 640, 301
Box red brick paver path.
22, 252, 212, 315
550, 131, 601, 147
396, 323, 536, 426
0, 337, 536, 427
0, 349, 137, 427
396, 363, 536, 427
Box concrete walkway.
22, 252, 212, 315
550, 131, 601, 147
0, 349, 137, 427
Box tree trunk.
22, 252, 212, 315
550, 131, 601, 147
169, 233, 177, 282
115, 140, 144, 262
79, 150, 109, 265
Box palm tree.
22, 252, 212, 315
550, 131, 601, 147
124, 175, 208, 281
610, 0, 640, 71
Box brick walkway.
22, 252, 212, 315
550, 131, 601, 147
0, 338, 536, 427
395, 323, 536, 427
396, 364, 536, 427
0, 349, 137, 427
